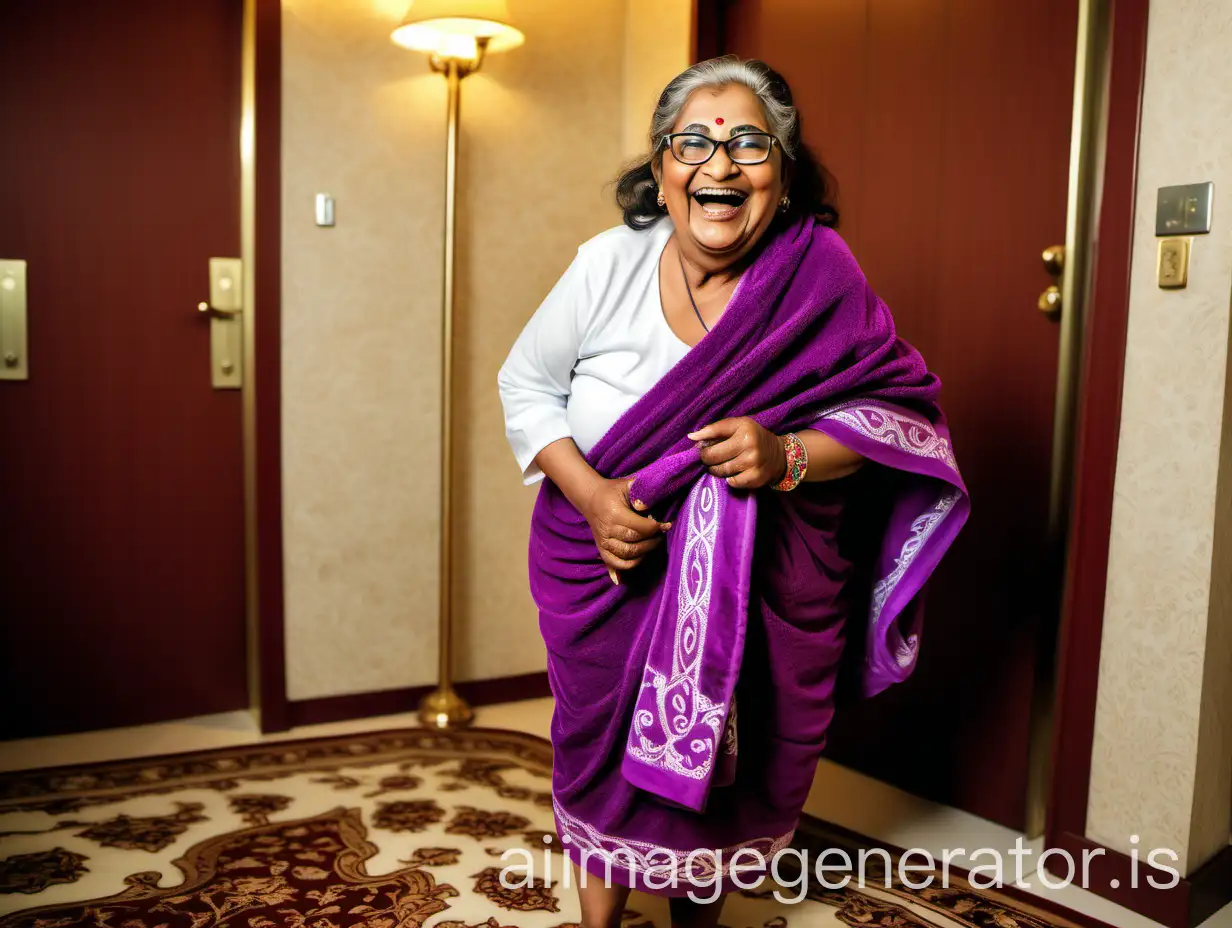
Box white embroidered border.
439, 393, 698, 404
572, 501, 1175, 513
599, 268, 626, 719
813, 400, 962, 669
553, 796, 793, 882
815, 401, 958, 472
626, 476, 729, 780
871, 488, 962, 667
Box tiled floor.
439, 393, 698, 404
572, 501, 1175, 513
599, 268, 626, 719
1, 699, 1228, 928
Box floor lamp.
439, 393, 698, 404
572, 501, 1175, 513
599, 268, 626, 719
391, 1, 525, 729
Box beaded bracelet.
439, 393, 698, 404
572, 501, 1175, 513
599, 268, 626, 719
773, 432, 808, 491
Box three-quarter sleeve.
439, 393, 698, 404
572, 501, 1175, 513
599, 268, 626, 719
498, 247, 592, 485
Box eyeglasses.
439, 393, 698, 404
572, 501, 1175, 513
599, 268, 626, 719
659, 131, 786, 166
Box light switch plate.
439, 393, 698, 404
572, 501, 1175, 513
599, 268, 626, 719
1156, 182, 1212, 235
315, 193, 335, 227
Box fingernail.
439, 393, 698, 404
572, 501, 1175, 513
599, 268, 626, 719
608, 567, 620, 585
632, 499, 646, 511
662, 522, 673, 531
687, 432, 700, 440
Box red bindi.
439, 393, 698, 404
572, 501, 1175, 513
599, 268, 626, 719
714, 117, 724, 125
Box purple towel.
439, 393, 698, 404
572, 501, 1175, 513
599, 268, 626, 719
528, 215, 968, 892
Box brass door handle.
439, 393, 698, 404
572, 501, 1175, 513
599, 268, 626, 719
1038, 285, 1062, 319
1042, 244, 1065, 276
1038, 244, 1065, 321
197, 300, 241, 317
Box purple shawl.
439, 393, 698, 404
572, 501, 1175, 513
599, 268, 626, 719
529, 214, 968, 826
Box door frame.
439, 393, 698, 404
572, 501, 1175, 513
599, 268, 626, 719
1042, 3, 1232, 925
250, 0, 289, 732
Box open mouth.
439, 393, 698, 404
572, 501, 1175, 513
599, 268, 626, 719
690, 187, 749, 220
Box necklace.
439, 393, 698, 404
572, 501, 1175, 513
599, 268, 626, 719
678, 250, 709, 333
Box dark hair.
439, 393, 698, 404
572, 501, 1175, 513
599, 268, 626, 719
614, 56, 839, 231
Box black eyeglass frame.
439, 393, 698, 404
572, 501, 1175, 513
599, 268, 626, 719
658, 131, 792, 166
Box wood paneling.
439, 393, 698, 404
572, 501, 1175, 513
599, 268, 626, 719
0, 1, 248, 737
719, 0, 1077, 827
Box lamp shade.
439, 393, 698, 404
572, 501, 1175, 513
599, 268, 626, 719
392, 0, 524, 56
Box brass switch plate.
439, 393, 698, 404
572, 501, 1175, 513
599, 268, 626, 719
1158, 237, 1189, 289
0, 260, 28, 381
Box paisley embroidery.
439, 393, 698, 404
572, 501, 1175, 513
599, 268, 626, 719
625, 476, 730, 780
815, 402, 957, 472
871, 489, 962, 666
553, 797, 792, 883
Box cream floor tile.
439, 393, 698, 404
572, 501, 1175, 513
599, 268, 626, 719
805, 758, 1174, 928
0, 698, 556, 774
0, 710, 262, 772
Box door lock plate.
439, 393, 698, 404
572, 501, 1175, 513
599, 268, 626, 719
206, 257, 243, 389
0, 260, 28, 381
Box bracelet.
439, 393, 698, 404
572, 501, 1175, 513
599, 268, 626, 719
772, 432, 808, 491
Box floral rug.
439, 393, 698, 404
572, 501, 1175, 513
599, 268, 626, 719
0, 726, 1098, 928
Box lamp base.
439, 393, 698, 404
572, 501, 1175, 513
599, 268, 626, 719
418, 685, 474, 729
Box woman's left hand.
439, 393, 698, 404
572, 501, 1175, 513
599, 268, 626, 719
688, 417, 787, 489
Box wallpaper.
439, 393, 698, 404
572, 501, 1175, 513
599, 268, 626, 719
280, 0, 690, 700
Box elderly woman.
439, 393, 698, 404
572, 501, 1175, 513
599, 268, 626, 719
498, 57, 968, 927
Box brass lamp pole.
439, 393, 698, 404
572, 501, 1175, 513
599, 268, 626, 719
391, 1, 525, 729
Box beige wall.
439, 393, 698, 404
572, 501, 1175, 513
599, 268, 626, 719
622, 0, 692, 159
281, 0, 690, 701
282, 0, 448, 701
1086, 0, 1232, 874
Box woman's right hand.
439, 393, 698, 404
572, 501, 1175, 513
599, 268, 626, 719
580, 477, 672, 583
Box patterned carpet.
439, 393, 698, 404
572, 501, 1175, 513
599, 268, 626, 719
0, 727, 1098, 928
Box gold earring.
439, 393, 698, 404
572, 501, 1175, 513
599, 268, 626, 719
779, 194, 791, 212
657, 189, 667, 209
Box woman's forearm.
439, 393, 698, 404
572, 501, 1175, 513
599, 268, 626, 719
794, 428, 865, 482
535, 428, 860, 505
533, 438, 606, 514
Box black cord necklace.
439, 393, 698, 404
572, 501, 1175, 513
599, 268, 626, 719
678, 251, 709, 333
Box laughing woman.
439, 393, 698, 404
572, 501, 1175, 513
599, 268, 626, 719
498, 57, 969, 928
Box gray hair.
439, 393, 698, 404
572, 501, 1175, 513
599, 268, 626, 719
647, 55, 800, 158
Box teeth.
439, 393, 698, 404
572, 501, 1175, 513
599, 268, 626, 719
692, 187, 748, 200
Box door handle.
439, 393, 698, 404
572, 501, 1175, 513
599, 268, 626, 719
200, 257, 243, 389
198, 301, 241, 317
1038, 285, 1062, 318
1038, 244, 1064, 321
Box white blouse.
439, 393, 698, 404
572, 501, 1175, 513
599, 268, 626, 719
497, 217, 688, 485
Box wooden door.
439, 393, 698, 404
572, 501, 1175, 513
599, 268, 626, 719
716, 0, 1077, 829
0, 1, 249, 739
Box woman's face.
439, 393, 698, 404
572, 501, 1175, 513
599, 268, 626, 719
656, 84, 787, 263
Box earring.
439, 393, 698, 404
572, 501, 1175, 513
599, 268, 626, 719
656, 189, 667, 210
778, 194, 791, 213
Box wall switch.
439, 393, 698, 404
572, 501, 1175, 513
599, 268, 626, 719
315, 193, 335, 227
1157, 237, 1189, 289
